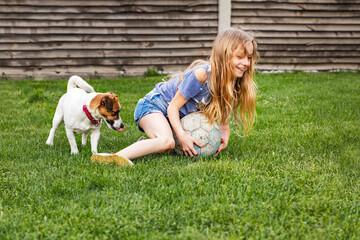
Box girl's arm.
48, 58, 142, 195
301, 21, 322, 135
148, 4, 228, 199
168, 91, 202, 157
167, 68, 208, 157
214, 122, 230, 156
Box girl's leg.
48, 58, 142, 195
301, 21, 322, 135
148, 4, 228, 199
117, 113, 175, 159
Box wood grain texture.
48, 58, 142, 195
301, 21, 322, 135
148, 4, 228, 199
232, 0, 360, 72
0, 0, 217, 79
0, 0, 359, 79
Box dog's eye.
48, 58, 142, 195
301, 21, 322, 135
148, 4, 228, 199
113, 110, 120, 116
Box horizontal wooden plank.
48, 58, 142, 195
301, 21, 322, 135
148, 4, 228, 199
0, 34, 217, 43
0, 27, 218, 35
0, 64, 191, 80
232, 3, 360, 11
232, 17, 360, 25
235, 24, 360, 32
2, 42, 359, 54
0, 56, 207, 67
3, 40, 358, 52
232, 0, 360, 3
6, 17, 360, 28
4, 25, 360, 36
6, 48, 358, 60
259, 51, 360, 57
257, 63, 360, 71
231, 9, 360, 17
0, 5, 218, 14
7, 46, 359, 60
0, 19, 217, 28
5, 10, 354, 23
255, 38, 360, 45
2, 55, 359, 68
1, 48, 212, 59
0, 12, 217, 20
258, 57, 360, 64
5, 49, 357, 60
0, 41, 214, 51
258, 44, 360, 52
0, 0, 218, 7
253, 31, 360, 38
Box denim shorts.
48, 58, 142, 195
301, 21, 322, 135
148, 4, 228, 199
134, 89, 169, 132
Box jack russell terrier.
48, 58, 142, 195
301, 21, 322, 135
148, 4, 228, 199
46, 75, 125, 154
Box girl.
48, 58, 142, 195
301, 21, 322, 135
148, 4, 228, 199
91, 28, 258, 165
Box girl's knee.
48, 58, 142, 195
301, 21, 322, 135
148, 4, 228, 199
159, 137, 175, 152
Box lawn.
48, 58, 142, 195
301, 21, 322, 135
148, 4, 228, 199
0, 72, 359, 239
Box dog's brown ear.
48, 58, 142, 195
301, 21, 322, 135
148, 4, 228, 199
89, 95, 101, 110
101, 95, 114, 112
89, 93, 119, 111
89, 94, 108, 110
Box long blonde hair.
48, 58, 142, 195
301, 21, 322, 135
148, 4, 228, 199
177, 28, 258, 135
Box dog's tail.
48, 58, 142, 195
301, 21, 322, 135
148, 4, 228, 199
67, 75, 95, 93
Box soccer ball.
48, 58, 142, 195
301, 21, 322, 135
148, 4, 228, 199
173, 112, 221, 157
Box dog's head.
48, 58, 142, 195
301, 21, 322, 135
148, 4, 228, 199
89, 92, 125, 132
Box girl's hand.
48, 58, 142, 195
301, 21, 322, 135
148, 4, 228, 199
214, 122, 230, 157
177, 131, 202, 157
214, 137, 228, 156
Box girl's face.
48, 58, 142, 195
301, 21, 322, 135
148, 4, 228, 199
230, 41, 254, 78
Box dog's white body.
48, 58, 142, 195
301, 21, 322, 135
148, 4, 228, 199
46, 75, 124, 154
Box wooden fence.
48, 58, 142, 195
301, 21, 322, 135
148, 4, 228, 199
0, 0, 218, 79
232, 0, 360, 72
0, 0, 359, 80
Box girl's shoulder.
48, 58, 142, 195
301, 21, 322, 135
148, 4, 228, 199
192, 63, 210, 84
194, 68, 208, 84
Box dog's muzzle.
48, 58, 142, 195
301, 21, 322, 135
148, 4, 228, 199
106, 120, 126, 132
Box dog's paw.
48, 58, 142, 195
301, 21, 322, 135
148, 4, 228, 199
45, 140, 53, 146
71, 150, 79, 155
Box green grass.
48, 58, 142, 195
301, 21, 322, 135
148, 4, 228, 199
1, 72, 359, 239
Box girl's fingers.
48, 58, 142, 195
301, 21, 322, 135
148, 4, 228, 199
189, 137, 201, 157
189, 140, 199, 156
188, 151, 194, 158
184, 149, 194, 158
189, 147, 198, 157
182, 147, 197, 157
214, 141, 227, 156
181, 146, 195, 157
193, 139, 203, 148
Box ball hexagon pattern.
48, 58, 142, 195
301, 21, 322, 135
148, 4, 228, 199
174, 112, 221, 157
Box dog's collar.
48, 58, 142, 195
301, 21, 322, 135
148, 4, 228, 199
83, 105, 101, 126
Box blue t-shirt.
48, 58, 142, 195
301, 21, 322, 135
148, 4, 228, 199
155, 63, 211, 117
